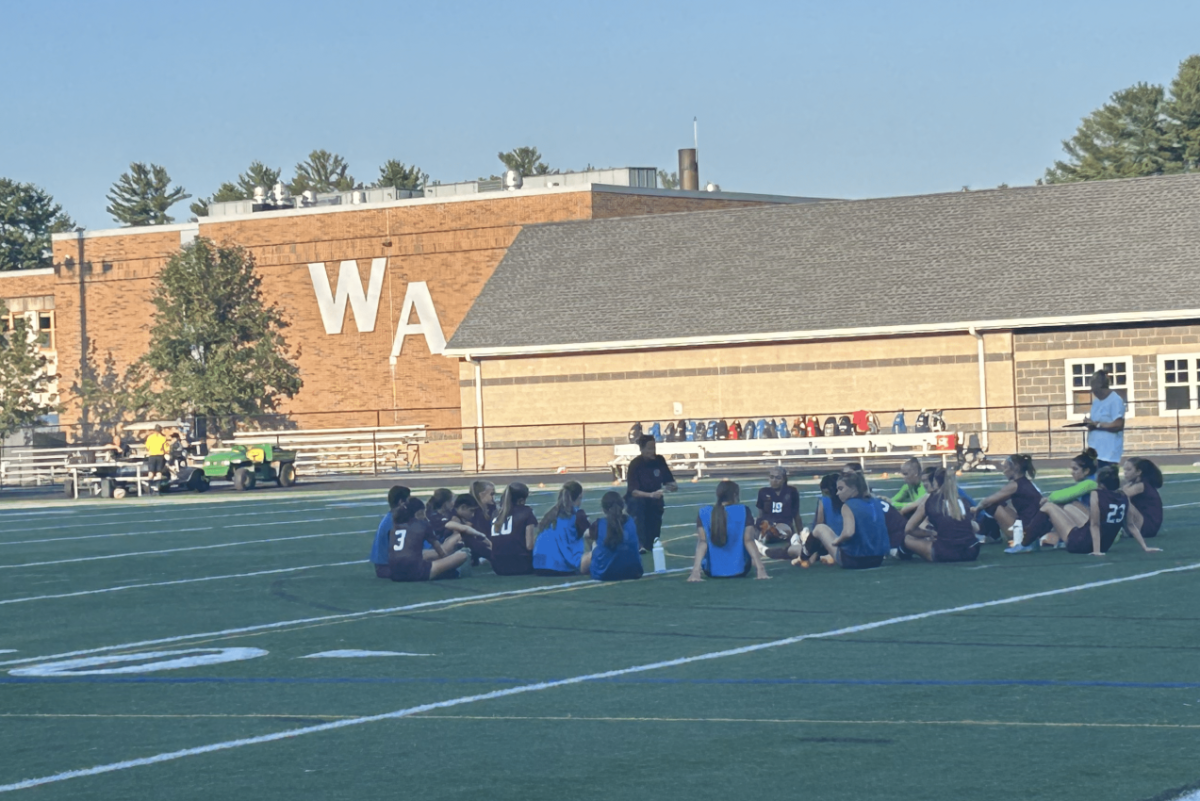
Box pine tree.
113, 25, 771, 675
0, 179, 75, 271
0, 301, 58, 438
657, 170, 679, 189
1165, 55, 1200, 170
191, 162, 283, 217
137, 238, 301, 433
498, 146, 555, 177
289, 150, 355, 194
106, 163, 190, 226
376, 160, 429, 190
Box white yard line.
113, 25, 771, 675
0, 561, 366, 606
2, 560, 1196, 792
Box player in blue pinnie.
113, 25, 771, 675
532, 481, 592, 576
586, 492, 644, 582
688, 480, 770, 581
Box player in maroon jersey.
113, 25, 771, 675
903, 467, 980, 563
1122, 458, 1164, 539
1039, 466, 1162, 555
755, 467, 803, 543
388, 499, 470, 581
490, 482, 539, 575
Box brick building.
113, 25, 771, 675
7, 170, 1200, 468
445, 173, 1200, 467
0, 170, 809, 457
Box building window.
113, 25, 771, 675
1, 310, 55, 351
1156, 353, 1200, 416
1064, 357, 1135, 419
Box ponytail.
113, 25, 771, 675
819, 473, 843, 513
1009, 454, 1036, 478
932, 467, 963, 521
470, 480, 494, 510
494, 482, 529, 535
709, 480, 740, 547
600, 491, 626, 549
540, 481, 583, 531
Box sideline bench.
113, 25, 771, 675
608, 432, 958, 479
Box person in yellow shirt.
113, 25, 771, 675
144, 425, 168, 482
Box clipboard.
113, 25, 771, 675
1061, 422, 1089, 429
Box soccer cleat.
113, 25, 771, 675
456, 549, 473, 578
753, 539, 768, 557
1004, 542, 1038, 554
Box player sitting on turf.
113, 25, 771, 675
971, 454, 1053, 551
447, 494, 494, 560
586, 492, 645, 582
891, 457, 927, 514
902, 467, 981, 563
1039, 466, 1161, 556
532, 481, 591, 576
768, 473, 839, 564
1122, 458, 1164, 539
1001, 450, 1099, 554
388, 498, 471, 582
470, 480, 497, 534
840, 462, 909, 559
424, 489, 464, 554
793, 471, 890, 570
370, 485, 411, 578
489, 482, 538, 576
755, 466, 802, 544
688, 480, 770, 581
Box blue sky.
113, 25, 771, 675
4, 0, 1200, 229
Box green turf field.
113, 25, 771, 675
1, 470, 1198, 800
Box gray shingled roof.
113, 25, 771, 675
446, 174, 1200, 354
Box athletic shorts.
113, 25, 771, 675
701, 564, 751, 578
1021, 512, 1053, 546
374, 563, 391, 579
389, 558, 432, 582
932, 540, 980, 563
836, 551, 884, 570
1140, 522, 1161, 538
1066, 525, 1103, 554
145, 455, 166, 474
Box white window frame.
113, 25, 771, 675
1156, 353, 1200, 417
1063, 356, 1135, 420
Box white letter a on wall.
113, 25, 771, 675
390, 281, 447, 363
308, 259, 386, 334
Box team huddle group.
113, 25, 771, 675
368, 436, 1166, 584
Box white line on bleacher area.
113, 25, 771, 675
3, 560, 1197, 793
0, 561, 366, 606
0, 530, 366, 571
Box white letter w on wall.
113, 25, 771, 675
308, 259, 387, 334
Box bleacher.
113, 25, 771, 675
608, 431, 958, 479
230, 425, 427, 475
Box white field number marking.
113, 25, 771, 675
10, 648, 268, 677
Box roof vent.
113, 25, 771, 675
705, 182, 720, 193
253, 186, 267, 203
503, 169, 523, 191
272, 182, 291, 205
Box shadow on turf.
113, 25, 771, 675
1141, 778, 1200, 801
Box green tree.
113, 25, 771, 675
137, 237, 301, 433
69, 343, 152, 436
191, 162, 282, 217
288, 150, 355, 194
376, 160, 429, 190
0, 301, 58, 438
1044, 83, 1179, 183
106, 163, 190, 226
657, 170, 679, 190
1165, 55, 1200, 170
0, 179, 75, 271
498, 146, 555, 177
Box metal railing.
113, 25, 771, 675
3, 398, 1198, 489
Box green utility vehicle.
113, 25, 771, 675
201, 442, 298, 490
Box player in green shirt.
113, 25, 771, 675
891, 458, 927, 513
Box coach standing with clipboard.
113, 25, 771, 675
626, 434, 678, 553
1084, 369, 1125, 469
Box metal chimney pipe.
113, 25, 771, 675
678, 148, 698, 191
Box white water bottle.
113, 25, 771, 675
652, 537, 667, 573
1011, 519, 1025, 548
